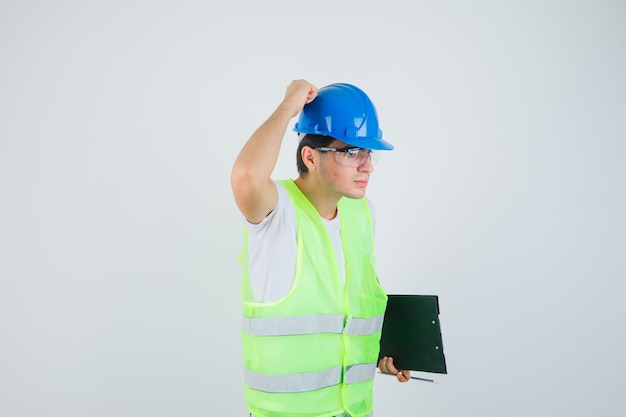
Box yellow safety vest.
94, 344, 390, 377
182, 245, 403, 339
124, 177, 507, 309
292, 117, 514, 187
239, 179, 388, 417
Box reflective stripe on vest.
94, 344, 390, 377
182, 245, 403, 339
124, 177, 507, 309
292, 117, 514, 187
245, 363, 377, 394
242, 314, 384, 337
344, 315, 385, 336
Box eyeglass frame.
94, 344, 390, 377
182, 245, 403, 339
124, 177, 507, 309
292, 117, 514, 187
313, 146, 380, 167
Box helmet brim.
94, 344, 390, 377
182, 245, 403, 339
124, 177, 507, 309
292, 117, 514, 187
341, 137, 395, 151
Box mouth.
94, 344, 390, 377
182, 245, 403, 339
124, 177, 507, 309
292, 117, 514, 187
354, 179, 369, 187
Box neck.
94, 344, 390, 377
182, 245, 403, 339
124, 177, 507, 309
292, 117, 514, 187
294, 175, 340, 220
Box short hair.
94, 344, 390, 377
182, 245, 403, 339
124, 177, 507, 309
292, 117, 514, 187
296, 134, 335, 174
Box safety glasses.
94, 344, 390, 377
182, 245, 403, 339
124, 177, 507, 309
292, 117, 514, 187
314, 146, 380, 167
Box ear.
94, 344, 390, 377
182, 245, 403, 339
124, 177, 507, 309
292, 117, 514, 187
301, 146, 318, 171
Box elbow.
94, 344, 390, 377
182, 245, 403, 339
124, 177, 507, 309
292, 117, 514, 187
231, 165, 254, 191
231, 164, 264, 199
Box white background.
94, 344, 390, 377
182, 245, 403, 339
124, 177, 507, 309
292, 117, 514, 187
1, 1, 625, 416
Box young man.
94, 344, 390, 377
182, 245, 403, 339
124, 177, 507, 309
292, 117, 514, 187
231, 80, 408, 417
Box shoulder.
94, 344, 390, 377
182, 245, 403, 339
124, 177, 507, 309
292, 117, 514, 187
349, 197, 378, 238
244, 180, 295, 233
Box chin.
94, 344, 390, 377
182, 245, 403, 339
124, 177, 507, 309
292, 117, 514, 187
343, 189, 367, 199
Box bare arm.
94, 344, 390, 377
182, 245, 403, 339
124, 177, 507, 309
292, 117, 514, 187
231, 80, 317, 223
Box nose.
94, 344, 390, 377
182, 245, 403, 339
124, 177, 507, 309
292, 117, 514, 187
358, 154, 374, 173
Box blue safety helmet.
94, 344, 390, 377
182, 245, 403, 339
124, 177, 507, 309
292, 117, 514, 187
293, 83, 394, 150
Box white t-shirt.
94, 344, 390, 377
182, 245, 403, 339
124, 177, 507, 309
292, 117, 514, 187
243, 181, 376, 303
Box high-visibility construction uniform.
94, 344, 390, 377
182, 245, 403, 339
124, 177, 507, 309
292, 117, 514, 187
240, 179, 388, 417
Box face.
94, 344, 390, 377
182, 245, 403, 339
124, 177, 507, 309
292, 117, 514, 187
317, 140, 375, 199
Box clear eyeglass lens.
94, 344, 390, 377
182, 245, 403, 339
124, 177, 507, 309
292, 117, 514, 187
338, 149, 379, 166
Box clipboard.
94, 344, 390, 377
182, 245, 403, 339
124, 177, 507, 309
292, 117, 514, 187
378, 294, 447, 374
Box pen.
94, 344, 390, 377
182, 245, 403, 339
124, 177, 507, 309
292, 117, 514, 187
382, 373, 438, 383
409, 375, 438, 383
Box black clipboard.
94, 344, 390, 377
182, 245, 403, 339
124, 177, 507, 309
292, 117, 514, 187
378, 294, 447, 374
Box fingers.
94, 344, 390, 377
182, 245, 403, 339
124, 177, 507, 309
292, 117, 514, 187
378, 356, 396, 374
378, 356, 410, 383
304, 83, 318, 104
397, 369, 410, 383
283, 79, 318, 117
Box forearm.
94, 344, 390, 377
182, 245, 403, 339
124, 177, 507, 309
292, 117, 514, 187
231, 80, 318, 223
232, 103, 294, 184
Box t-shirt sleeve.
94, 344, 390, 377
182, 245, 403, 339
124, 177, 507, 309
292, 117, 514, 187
242, 181, 297, 303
